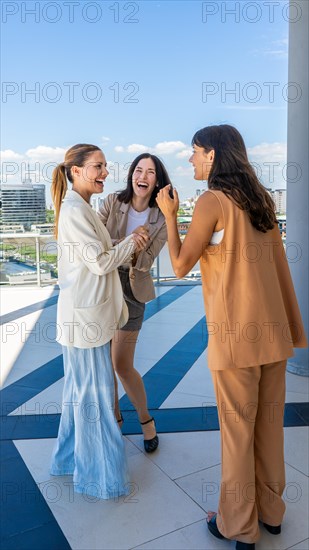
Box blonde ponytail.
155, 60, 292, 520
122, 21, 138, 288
51, 163, 67, 238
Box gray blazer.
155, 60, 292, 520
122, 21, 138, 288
98, 193, 167, 303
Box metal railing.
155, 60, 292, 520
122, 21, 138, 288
0, 236, 201, 287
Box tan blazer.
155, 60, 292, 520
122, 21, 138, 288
98, 193, 167, 303
200, 190, 307, 370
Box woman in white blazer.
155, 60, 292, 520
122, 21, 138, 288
50, 144, 147, 499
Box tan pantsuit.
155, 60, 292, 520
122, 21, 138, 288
199, 191, 307, 544
212, 360, 286, 543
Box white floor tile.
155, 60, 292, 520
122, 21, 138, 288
9, 379, 64, 416
127, 431, 221, 480
175, 463, 221, 513
134, 519, 229, 549
286, 373, 309, 399
0, 286, 59, 316
1, 343, 61, 389
176, 463, 309, 550
161, 352, 216, 409
14, 437, 142, 484
284, 427, 309, 476
286, 392, 309, 403
154, 285, 175, 297
287, 539, 309, 550
17, 440, 205, 550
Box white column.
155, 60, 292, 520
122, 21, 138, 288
286, 0, 308, 375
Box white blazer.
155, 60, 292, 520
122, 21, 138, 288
57, 190, 135, 348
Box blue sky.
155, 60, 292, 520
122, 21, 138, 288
1, 0, 290, 204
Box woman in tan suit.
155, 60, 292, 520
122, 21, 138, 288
99, 153, 172, 452
156, 125, 307, 550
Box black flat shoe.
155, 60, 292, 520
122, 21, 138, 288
207, 515, 255, 550
263, 523, 281, 535
140, 417, 159, 453
207, 515, 225, 540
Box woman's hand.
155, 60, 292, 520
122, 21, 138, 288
131, 231, 148, 252
156, 185, 179, 219
132, 225, 150, 238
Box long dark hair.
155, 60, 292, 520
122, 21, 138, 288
192, 125, 277, 232
51, 143, 101, 237
117, 153, 172, 207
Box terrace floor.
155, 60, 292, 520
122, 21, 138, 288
1, 284, 308, 550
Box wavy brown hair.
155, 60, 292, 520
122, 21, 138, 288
192, 125, 277, 232
51, 144, 101, 237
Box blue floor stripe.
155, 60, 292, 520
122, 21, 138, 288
0, 295, 59, 325
1, 403, 308, 441
0, 285, 191, 326
143, 285, 193, 320
0, 441, 71, 549
0, 286, 192, 416
120, 316, 208, 410
1, 355, 64, 416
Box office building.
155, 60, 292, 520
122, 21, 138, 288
0, 178, 46, 230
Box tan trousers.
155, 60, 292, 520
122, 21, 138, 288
211, 360, 286, 544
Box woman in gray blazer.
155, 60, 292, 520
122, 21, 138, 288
99, 154, 172, 452
50, 144, 147, 499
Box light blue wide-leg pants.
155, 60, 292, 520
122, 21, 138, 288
50, 343, 129, 499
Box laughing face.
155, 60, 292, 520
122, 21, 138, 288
132, 157, 157, 200
82, 150, 109, 194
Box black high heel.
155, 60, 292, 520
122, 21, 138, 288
263, 523, 281, 535
140, 417, 159, 453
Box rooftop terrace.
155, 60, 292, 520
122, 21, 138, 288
1, 284, 308, 550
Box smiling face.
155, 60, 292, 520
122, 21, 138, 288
189, 145, 214, 181
72, 150, 109, 201
132, 157, 157, 201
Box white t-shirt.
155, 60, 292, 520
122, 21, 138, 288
125, 205, 150, 236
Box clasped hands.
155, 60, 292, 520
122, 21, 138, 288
131, 225, 150, 253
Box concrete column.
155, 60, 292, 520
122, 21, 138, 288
286, 0, 308, 375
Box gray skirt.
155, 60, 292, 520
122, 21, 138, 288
118, 267, 145, 332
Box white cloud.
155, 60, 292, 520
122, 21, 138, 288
101, 136, 110, 142
154, 141, 186, 155
176, 148, 192, 158
251, 37, 288, 59
25, 146, 66, 162
0, 149, 23, 161
127, 143, 149, 153
0, 146, 67, 189
248, 142, 287, 188
114, 140, 189, 158
248, 142, 286, 162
